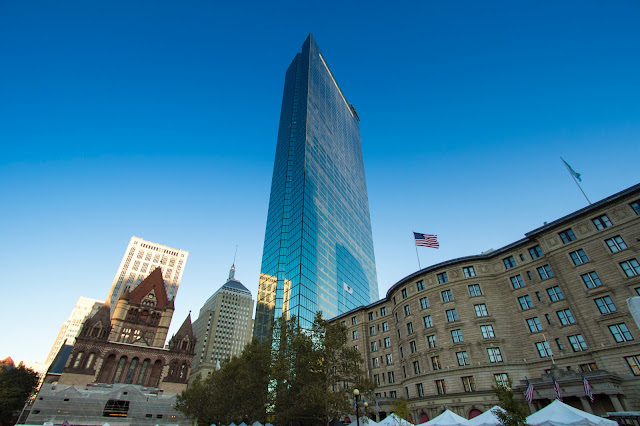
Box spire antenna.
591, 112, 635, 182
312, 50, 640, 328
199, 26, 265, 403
228, 245, 238, 280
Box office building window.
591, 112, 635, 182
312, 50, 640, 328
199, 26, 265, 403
446, 308, 459, 322
620, 259, 640, 277
423, 315, 433, 328
431, 355, 441, 370
451, 329, 464, 343
468, 284, 482, 297
609, 323, 633, 342
569, 249, 589, 265
435, 379, 446, 395
557, 309, 576, 325
625, 355, 640, 376
537, 265, 553, 280
462, 376, 476, 392
407, 322, 414, 334
441, 289, 453, 302
529, 246, 543, 259
481, 324, 495, 338
526, 317, 543, 333
559, 229, 577, 243
437, 272, 448, 284
581, 271, 602, 288
536, 341, 553, 358
503, 256, 516, 269
606, 236, 627, 253
547, 286, 564, 302
593, 214, 612, 230
456, 351, 470, 366
594, 296, 616, 314
568, 334, 587, 351
427, 335, 437, 348
518, 295, 533, 310
420, 297, 429, 309
463, 266, 476, 277
474, 304, 489, 317
510, 275, 525, 289
487, 347, 503, 363
404, 304, 411, 316
416, 280, 425, 291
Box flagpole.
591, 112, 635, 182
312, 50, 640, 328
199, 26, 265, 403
542, 333, 556, 365
413, 231, 421, 270
561, 157, 591, 205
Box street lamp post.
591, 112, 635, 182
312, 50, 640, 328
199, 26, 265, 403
353, 389, 361, 426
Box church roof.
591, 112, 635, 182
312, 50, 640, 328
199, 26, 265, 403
174, 313, 194, 340
129, 267, 170, 308
223, 279, 250, 292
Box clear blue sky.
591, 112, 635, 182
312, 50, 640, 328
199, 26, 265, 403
1, 1, 639, 363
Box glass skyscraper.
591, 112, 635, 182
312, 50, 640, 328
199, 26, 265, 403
254, 34, 378, 341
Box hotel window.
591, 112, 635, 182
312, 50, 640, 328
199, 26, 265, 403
510, 275, 525, 289
431, 355, 441, 370
437, 272, 448, 284
494, 373, 509, 387
384, 337, 391, 348
351, 316, 357, 325
547, 286, 564, 302
606, 236, 627, 253
456, 351, 470, 366
625, 355, 640, 375
400, 346, 404, 358
555, 338, 564, 350
503, 256, 516, 269
416, 280, 425, 291
435, 379, 446, 395
401, 288, 408, 299
593, 214, 612, 230
374, 374, 380, 386
557, 309, 576, 325
487, 347, 503, 362
537, 265, 553, 280
581, 271, 602, 288
620, 259, 640, 277
371, 341, 378, 352
481, 324, 495, 338
446, 309, 458, 322
382, 321, 389, 332
568, 334, 587, 352
372, 358, 379, 368
407, 322, 414, 335
462, 376, 476, 392
451, 329, 464, 343
386, 353, 393, 365
595, 296, 617, 314
413, 360, 421, 374
474, 304, 488, 317
526, 317, 543, 333
580, 363, 598, 372
404, 305, 411, 316
569, 249, 589, 265
352, 330, 358, 340
468, 284, 482, 297
427, 334, 437, 348
341, 320, 346, 327
441, 289, 453, 302
463, 266, 476, 277
423, 315, 433, 328
380, 307, 387, 316
529, 245, 543, 259
390, 391, 397, 398
368, 312, 374, 321
409, 340, 417, 353
631, 200, 640, 215
609, 323, 633, 342
370, 326, 376, 336
388, 371, 395, 383
518, 295, 533, 310
420, 297, 429, 309
536, 341, 553, 358
559, 228, 577, 244
416, 383, 425, 397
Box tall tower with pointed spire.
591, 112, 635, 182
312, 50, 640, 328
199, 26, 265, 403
254, 34, 379, 342
189, 264, 255, 381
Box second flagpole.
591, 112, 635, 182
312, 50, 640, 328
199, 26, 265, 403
413, 231, 422, 270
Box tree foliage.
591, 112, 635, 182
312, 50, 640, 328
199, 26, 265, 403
0, 365, 39, 426
492, 379, 530, 426
177, 313, 374, 426
389, 399, 411, 423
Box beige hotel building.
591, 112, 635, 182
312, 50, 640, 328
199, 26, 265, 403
331, 183, 640, 421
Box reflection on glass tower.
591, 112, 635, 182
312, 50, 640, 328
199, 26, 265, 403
254, 34, 378, 342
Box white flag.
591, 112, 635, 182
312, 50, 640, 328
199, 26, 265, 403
343, 282, 354, 294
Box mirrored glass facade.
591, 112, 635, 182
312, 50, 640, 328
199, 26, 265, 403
254, 34, 378, 341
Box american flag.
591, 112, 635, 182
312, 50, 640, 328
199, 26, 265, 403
582, 375, 594, 402
414, 232, 439, 248
524, 378, 534, 403
553, 377, 563, 402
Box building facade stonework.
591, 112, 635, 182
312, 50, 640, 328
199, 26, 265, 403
330, 183, 640, 421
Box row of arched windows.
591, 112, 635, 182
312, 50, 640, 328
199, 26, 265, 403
96, 354, 163, 387
70, 351, 96, 370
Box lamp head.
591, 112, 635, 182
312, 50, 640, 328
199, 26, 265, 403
353, 389, 360, 396
364, 402, 368, 407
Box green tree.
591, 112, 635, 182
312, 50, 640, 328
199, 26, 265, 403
0, 365, 39, 426
492, 379, 530, 426
389, 399, 411, 423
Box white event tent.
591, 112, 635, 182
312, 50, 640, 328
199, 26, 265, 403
377, 413, 414, 426
347, 416, 378, 426
419, 409, 467, 426
526, 400, 617, 426
466, 406, 505, 426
